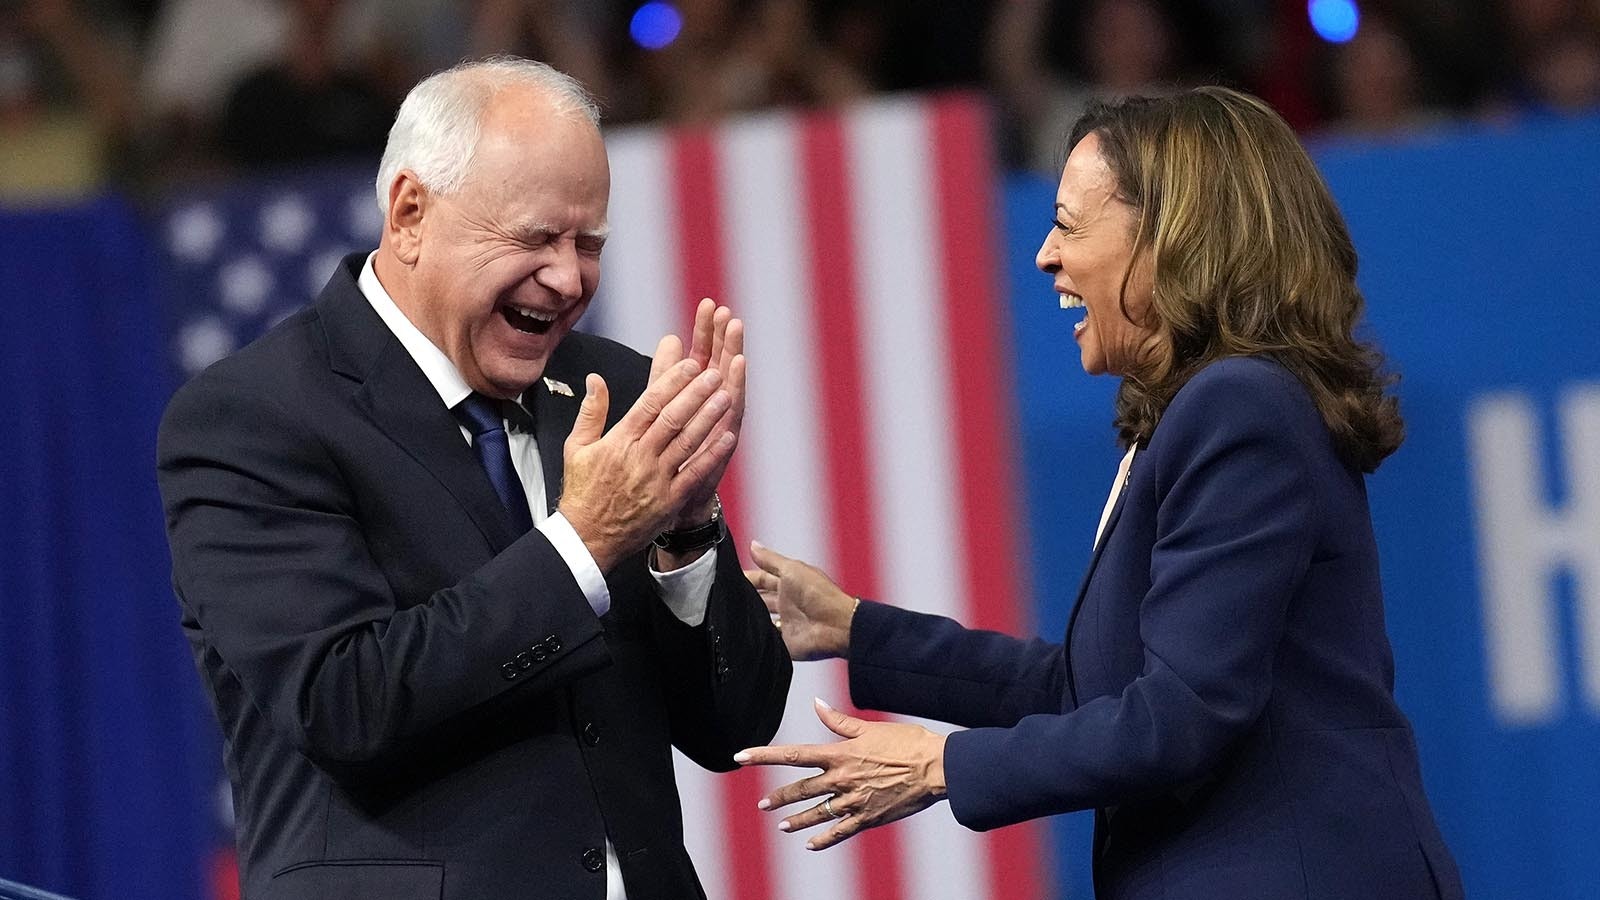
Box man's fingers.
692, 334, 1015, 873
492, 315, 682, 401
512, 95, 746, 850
710, 306, 733, 367
671, 431, 736, 501
637, 368, 722, 456
688, 298, 716, 367
566, 374, 609, 448
720, 316, 744, 371
614, 358, 702, 439
662, 387, 731, 472
649, 334, 684, 384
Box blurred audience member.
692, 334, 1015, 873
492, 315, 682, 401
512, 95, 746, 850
988, 0, 1190, 173
1323, 13, 1444, 137
1488, 0, 1600, 116
0, 0, 136, 203
615, 0, 872, 125
216, 0, 396, 168
141, 0, 392, 178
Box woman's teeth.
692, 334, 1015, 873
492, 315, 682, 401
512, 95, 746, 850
1059, 293, 1084, 309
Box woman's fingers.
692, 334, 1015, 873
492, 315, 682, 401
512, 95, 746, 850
744, 567, 780, 594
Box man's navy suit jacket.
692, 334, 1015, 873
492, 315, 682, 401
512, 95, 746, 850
157, 254, 791, 900
849, 356, 1464, 899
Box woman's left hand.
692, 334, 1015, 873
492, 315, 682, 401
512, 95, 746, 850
735, 698, 948, 850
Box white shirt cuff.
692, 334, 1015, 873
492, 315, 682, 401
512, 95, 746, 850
539, 511, 611, 617
649, 547, 717, 627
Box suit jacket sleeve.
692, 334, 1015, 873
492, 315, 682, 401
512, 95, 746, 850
942, 363, 1318, 831
650, 523, 792, 771
569, 341, 791, 772
847, 601, 1067, 729
158, 369, 612, 776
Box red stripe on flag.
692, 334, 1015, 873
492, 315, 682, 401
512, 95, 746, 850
930, 94, 1051, 899
668, 128, 772, 900
799, 110, 908, 900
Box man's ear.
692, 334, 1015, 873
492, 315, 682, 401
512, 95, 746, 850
386, 170, 428, 266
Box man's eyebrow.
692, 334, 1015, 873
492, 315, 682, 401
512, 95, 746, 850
507, 221, 610, 242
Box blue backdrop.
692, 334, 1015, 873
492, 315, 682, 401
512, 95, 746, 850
2, 113, 1597, 899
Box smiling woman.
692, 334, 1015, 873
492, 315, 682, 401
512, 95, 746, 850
740, 87, 1463, 900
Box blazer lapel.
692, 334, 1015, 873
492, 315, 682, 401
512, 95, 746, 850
1061, 465, 1132, 708
317, 255, 519, 551
525, 377, 578, 517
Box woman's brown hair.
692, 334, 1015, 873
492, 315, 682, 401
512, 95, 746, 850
1072, 87, 1404, 472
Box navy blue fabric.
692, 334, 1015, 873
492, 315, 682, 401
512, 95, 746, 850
452, 394, 534, 534
851, 358, 1463, 900
0, 197, 210, 900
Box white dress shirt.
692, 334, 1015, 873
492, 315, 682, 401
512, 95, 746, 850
359, 253, 717, 898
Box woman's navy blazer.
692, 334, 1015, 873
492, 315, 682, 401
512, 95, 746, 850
848, 356, 1463, 900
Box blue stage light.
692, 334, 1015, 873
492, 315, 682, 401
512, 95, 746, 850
1308, 0, 1360, 43
630, 2, 684, 51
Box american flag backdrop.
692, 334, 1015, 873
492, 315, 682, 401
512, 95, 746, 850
159, 92, 1050, 900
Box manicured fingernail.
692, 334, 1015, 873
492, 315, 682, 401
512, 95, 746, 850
815, 697, 834, 711
805, 842, 817, 851
734, 750, 751, 763
757, 798, 771, 810
778, 820, 791, 832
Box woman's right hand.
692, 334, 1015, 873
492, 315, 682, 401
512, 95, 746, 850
745, 542, 857, 661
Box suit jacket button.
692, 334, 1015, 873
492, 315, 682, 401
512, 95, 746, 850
582, 721, 601, 746
500, 662, 519, 680
545, 634, 562, 653
516, 650, 534, 670
581, 847, 605, 872
530, 645, 549, 662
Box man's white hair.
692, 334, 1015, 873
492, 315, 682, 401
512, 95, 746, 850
375, 56, 600, 216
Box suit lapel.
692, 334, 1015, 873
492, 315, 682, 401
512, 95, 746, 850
525, 376, 579, 517
317, 254, 519, 551
1061, 462, 1132, 708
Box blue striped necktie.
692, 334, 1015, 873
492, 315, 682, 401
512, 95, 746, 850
452, 393, 535, 535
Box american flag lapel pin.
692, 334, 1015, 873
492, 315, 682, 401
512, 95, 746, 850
543, 377, 574, 397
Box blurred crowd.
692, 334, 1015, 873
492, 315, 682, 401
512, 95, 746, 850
3, 0, 1599, 203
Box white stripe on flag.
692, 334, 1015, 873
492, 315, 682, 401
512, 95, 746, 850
596, 128, 680, 357
845, 97, 988, 900
606, 126, 733, 900
718, 109, 862, 900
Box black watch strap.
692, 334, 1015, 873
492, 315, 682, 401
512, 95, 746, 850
653, 496, 726, 553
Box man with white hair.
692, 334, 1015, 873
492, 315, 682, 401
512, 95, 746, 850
157, 57, 791, 900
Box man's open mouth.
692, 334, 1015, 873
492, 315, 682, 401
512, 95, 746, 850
501, 303, 558, 335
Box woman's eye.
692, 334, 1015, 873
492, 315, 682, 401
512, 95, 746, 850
1052, 218, 1073, 234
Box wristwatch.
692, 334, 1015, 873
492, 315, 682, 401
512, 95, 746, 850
653, 494, 726, 553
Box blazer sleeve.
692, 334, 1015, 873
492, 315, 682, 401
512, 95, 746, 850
846, 601, 1067, 729
579, 341, 792, 772
649, 523, 792, 770
943, 363, 1319, 831
157, 371, 613, 775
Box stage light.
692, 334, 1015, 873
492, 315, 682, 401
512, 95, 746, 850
630, 2, 684, 51
1308, 0, 1360, 44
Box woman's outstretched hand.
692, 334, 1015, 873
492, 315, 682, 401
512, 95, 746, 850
735, 698, 947, 850
744, 541, 858, 661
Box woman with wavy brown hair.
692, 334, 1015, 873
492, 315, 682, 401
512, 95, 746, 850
736, 87, 1464, 899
